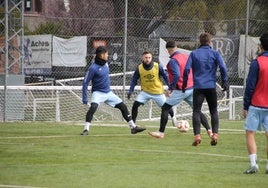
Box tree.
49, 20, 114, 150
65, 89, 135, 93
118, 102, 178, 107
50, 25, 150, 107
248, 0, 268, 36
26, 21, 62, 35
111, 0, 247, 37
26, 0, 67, 36
67, 0, 115, 36
169, 0, 246, 36
33, 0, 267, 38
111, 0, 182, 37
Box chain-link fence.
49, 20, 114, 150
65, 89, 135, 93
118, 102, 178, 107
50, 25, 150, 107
1, 0, 268, 122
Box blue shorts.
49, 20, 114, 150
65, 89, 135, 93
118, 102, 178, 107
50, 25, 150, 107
244, 105, 268, 132
136, 91, 166, 107
165, 89, 193, 107
91, 91, 122, 107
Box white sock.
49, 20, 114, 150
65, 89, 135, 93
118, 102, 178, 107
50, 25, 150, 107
128, 120, 136, 129
249, 154, 257, 167
84, 122, 90, 131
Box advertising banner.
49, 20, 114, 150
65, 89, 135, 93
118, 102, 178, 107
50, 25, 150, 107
23, 35, 52, 75
238, 35, 259, 78
158, 38, 191, 69
52, 36, 87, 67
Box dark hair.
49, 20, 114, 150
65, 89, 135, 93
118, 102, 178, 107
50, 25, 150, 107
199, 32, 211, 45
260, 33, 268, 51
142, 51, 152, 55
95, 46, 107, 57
166, 41, 177, 48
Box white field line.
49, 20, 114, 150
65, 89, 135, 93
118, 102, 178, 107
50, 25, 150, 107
0, 134, 254, 162
0, 185, 43, 188
0, 134, 250, 161
108, 147, 249, 160
0, 126, 256, 140
76, 123, 247, 132
0, 130, 245, 140
1, 127, 265, 162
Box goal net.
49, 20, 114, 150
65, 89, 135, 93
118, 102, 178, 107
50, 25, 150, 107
0, 72, 233, 122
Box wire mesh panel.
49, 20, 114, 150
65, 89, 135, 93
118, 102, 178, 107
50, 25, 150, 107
0, 79, 229, 122
1, 0, 268, 122
228, 85, 244, 120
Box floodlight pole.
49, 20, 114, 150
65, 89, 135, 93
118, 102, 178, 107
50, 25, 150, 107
2, 0, 24, 122
243, 0, 250, 87
3, 0, 9, 122
122, 0, 128, 102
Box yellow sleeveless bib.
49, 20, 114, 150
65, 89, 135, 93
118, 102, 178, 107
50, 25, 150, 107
138, 62, 163, 94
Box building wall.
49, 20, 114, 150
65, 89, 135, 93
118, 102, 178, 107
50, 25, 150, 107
24, 14, 45, 31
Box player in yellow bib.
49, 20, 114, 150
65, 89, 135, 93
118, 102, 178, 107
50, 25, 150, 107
128, 51, 176, 126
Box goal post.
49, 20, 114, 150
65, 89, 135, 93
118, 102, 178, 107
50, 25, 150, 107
0, 71, 237, 122
228, 85, 244, 120
0, 84, 235, 122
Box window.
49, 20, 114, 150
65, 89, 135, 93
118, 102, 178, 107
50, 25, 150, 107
25, 0, 31, 11
35, 0, 42, 13
25, 0, 42, 13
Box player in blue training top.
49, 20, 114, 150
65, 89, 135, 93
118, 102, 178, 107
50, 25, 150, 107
183, 32, 228, 146
80, 46, 146, 135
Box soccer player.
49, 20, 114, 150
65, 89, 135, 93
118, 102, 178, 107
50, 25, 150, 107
148, 41, 211, 139
80, 46, 146, 135
183, 32, 228, 146
127, 51, 177, 126
243, 33, 268, 174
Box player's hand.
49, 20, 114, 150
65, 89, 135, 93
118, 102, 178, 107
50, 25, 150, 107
243, 110, 247, 118
127, 92, 132, 100
182, 84, 187, 93
222, 82, 229, 92
165, 90, 171, 97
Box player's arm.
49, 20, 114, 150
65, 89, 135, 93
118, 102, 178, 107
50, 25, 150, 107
182, 54, 192, 90
243, 60, 259, 111
168, 59, 180, 91
129, 69, 140, 93
128, 69, 140, 99
159, 65, 169, 86
216, 52, 228, 87
82, 66, 95, 104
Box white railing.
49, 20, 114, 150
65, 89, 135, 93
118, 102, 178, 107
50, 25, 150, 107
228, 85, 244, 120
0, 84, 236, 122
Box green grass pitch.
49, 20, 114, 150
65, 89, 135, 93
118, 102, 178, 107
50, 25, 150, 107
0, 120, 267, 188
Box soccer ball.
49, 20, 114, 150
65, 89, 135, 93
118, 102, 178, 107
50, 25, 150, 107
177, 120, 190, 132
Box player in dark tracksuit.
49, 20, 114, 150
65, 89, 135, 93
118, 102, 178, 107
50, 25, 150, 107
183, 33, 228, 146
